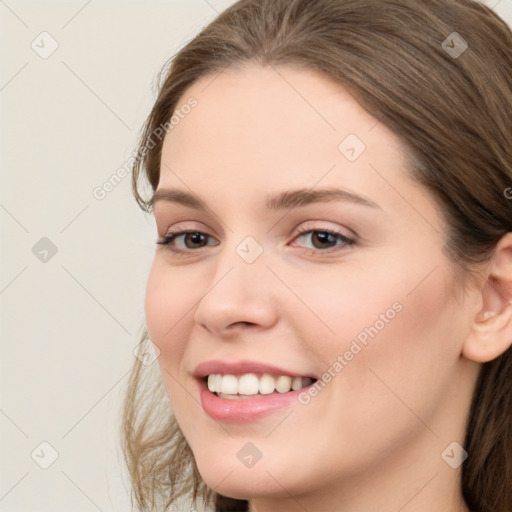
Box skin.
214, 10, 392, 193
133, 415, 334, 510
144, 63, 512, 512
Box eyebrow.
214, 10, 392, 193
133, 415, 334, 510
149, 187, 382, 211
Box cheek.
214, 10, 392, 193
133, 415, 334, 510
284, 264, 409, 361
144, 260, 200, 363
144, 262, 200, 415
329, 263, 461, 435
297, 256, 457, 361
292, 259, 461, 424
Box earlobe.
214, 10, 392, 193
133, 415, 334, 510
462, 233, 512, 363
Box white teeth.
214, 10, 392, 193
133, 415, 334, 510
221, 375, 239, 394
206, 373, 314, 396
214, 374, 223, 392
238, 374, 259, 395
291, 376, 302, 391
259, 374, 275, 395
275, 375, 292, 393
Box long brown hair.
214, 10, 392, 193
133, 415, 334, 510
121, 1, 512, 510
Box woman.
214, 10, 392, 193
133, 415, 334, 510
121, 0, 512, 511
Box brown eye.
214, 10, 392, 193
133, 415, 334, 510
310, 232, 339, 249
182, 232, 209, 249
156, 230, 218, 253
292, 228, 354, 254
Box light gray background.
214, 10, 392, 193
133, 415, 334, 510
1, 1, 511, 510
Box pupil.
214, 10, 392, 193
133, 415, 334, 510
187, 232, 206, 248
314, 232, 336, 249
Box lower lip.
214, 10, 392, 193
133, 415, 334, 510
197, 379, 312, 423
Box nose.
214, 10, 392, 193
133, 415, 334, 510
193, 247, 279, 337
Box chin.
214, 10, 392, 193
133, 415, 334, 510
193, 450, 297, 500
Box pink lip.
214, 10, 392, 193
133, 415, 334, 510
193, 359, 317, 423
196, 378, 313, 423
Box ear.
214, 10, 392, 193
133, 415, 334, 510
463, 233, 512, 363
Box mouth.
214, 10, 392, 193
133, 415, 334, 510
204, 373, 317, 399
193, 360, 319, 423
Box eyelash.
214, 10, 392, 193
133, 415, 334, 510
156, 227, 355, 256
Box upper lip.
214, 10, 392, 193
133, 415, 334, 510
193, 359, 317, 379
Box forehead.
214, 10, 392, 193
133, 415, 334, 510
157, 63, 410, 210
164, 63, 386, 157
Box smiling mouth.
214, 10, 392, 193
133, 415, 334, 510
205, 373, 317, 399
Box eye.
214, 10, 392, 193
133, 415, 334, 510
156, 230, 218, 255
291, 227, 354, 254
156, 227, 355, 256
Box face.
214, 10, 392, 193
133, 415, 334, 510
145, 63, 478, 502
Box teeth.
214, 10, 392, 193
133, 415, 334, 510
259, 374, 275, 395
221, 375, 238, 394
239, 374, 259, 395
207, 374, 216, 392
206, 373, 314, 396
214, 374, 223, 392
275, 375, 292, 393
291, 376, 303, 391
